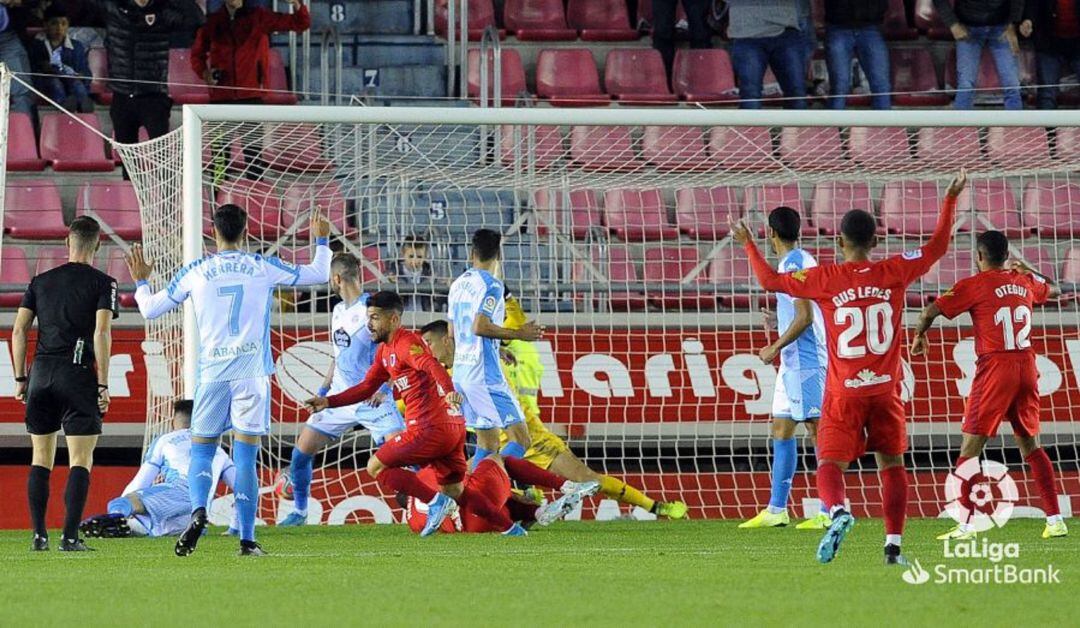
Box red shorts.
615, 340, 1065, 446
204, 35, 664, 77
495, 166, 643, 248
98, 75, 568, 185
818, 391, 907, 462
965, 353, 1040, 438
462, 459, 512, 533
375, 421, 467, 485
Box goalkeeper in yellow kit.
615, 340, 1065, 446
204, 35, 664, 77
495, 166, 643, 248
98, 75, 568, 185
418, 295, 688, 520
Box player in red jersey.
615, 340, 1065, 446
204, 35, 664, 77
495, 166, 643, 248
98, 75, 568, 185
733, 168, 968, 566
911, 230, 1067, 541
304, 291, 526, 537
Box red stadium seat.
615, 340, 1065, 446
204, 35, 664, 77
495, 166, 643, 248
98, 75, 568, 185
500, 124, 564, 169
604, 49, 676, 102
883, 0, 917, 39
675, 187, 739, 240
281, 181, 351, 239
778, 127, 841, 171
915, 0, 952, 39
891, 48, 948, 106
604, 188, 678, 240
467, 48, 528, 105
959, 179, 1025, 237
566, 0, 638, 41
76, 180, 143, 240
34, 246, 70, 274
1022, 181, 1080, 237
214, 179, 282, 239
915, 126, 980, 170
503, 0, 576, 40
6, 112, 46, 171
573, 247, 647, 311
707, 126, 778, 172
641, 126, 707, 170
643, 247, 717, 311
88, 47, 112, 104
263, 49, 298, 105
924, 250, 975, 288
1062, 248, 1080, 284
1058, 126, 1080, 162
810, 181, 874, 235
5, 180, 67, 239
168, 49, 211, 104
672, 49, 737, 103
531, 188, 602, 239
435, 0, 500, 39
1016, 246, 1058, 281
0, 247, 32, 306
744, 183, 818, 235
103, 247, 134, 284
986, 127, 1051, 167
39, 112, 114, 172
260, 123, 331, 172
708, 246, 754, 308
535, 49, 609, 106
849, 127, 912, 172
881, 180, 968, 235
569, 125, 643, 171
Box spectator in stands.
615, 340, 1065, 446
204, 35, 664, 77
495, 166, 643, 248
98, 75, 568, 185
824, 0, 891, 109
936, 0, 1024, 110
86, 0, 204, 169
29, 5, 93, 112
0, 0, 35, 114
1020, 0, 1080, 109
390, 236, 441, 313
726, 0, 808, 109
651, 0, 712, 83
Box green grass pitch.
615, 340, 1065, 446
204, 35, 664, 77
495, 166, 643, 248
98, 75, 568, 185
1, 519, 1075, 626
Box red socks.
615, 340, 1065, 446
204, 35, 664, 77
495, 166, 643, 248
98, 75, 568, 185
816, 462, 846, 513
502, 457, 565, 491
881, 466, 909, 537
377, 468, 437, 504
457, 486, 514, 531
1026, 448, 1061, 517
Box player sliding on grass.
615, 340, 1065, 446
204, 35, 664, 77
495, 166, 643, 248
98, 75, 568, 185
740, 207, 830, 530
278, 253, 405, 527
421, 318, 685, 519
734, 167, 967, 566
305, 291, 571, 537
911, 230, 1068, 541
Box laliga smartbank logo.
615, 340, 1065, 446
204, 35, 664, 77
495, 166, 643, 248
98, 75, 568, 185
901, 460, 1061, 586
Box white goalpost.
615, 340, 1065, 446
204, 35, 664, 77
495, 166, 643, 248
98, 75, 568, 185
109, 104, 1080, 526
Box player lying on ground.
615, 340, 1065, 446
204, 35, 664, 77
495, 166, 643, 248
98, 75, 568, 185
911, 230, 1068, 541
740, 207, 830, 530
305, 291, 592, 537
80, 400, 237, 538
127, 205, 332, 557
406, 454, 597, 533
278, 252, 406, 526
448, 228, 544, 470
735, 167, 967, 566
421, 318, 684, 519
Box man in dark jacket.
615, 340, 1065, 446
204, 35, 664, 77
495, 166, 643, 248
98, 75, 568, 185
1020, 0, 1080, 109
87, 0, 203, 149
0, 0, 36, 114
935, 0, 1024, 109
650, 0, 712, 84
30, 5, 93, 112
824, 0, 891, 109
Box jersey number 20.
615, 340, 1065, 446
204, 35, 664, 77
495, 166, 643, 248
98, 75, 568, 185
835, 303, 894, 358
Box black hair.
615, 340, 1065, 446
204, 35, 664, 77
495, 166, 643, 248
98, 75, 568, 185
44, 4, 68, 20
839, 209, 877, 249
768, 206, 801, 243
367, 290, 404, 313
213, 203, 247, 243
471, 228, 502, 262
173, 399, 194, 419
69, 216, 101, 249
420, 320, 450, 336
977, 230, 1010, 267
331, 252, 361, 283
401, 235, 429, 251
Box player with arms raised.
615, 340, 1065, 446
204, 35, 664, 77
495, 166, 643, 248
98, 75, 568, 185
733, 168, 967, 565
126, 204, 332, 556
304, 291, 528, 537
911, 230, 1067, 540
448, 229, 543, 469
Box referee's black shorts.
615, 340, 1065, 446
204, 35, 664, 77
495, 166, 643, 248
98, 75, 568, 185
25, 357, 102, 436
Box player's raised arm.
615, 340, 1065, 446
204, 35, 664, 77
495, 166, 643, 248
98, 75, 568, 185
308, 353, 389, 411
294, 210, 333, 286
1010, 259, 1062, 300
924, 168, 967, 263
128, 245, 187, 320
730, 217, 827, 300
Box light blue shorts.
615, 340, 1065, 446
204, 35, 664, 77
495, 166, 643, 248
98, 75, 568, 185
456, 381, 525, 431
306, 399, 405, 445
136, 480, 191, 537
772, 367, 825, 422
192, 376, 272, 438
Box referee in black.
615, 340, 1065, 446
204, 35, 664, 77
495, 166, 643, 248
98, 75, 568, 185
12, 216, 119, 551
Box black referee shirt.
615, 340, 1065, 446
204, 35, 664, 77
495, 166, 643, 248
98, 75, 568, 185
20, 262, 119, 365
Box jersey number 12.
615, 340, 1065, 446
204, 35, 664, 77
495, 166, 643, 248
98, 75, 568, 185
994, 305, 1032, 350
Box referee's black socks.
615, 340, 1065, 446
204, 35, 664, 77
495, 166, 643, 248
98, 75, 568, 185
63, 466, 91, 542
28, 465, 51, 537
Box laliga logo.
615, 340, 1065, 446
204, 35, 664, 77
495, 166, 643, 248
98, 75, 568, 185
944, 458, 1018, 532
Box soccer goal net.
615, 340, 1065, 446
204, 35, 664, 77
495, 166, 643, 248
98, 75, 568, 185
110, 105, 1080, 525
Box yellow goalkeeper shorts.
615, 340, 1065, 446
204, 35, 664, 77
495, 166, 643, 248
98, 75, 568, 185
523, 427, 570, 470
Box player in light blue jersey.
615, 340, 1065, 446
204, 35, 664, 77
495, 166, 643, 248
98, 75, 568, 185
740, 207, 831, 530
126, 204, 331, 556
80, 400, 236, 538
278, 253, 405, 526
447, 229, 543, 470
